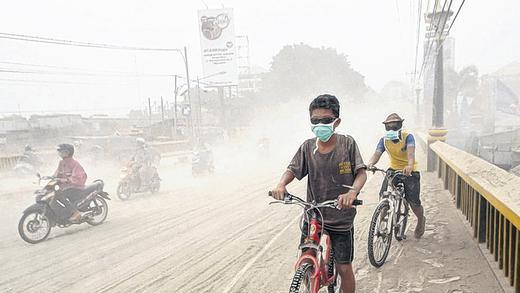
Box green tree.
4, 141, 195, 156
260, 44, 367, 103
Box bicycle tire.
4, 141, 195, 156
289, 263, 313, 293
367, 201, 393, 268
326, 248, 341, 293
394, 198, 409, 241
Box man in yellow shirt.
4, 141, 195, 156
367, 113, 426, 238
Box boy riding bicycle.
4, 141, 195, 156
270, 94, 367, 293
366, 113, 426, 239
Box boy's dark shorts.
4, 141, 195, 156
379, 169, 421, 206
300, 222, 354, 264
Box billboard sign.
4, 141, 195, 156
198, 8, 238, 86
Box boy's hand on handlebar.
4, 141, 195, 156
270, 185, 288, 200
337, 191, 357, 209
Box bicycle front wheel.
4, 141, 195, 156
289, 263, 313, 293
367, 201, 393, 268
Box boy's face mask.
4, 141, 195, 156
310, 118, 337, 142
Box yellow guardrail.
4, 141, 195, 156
0, 156, 21, 171
430, 141, 520, 291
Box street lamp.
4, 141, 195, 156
172, 71, 226, 139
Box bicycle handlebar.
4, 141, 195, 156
37, 175, 57, 181
368, 166, 407, 177
268, 191, 363, 208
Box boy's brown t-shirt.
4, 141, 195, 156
288, 134, 365, 231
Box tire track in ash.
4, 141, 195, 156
2, 173, 281, 292
96, 178, 292, 292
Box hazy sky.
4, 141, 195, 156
1, 0, 519, 116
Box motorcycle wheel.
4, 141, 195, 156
117, 182, 131, 201
18, 211, 51, 244
86, 196, 108, 226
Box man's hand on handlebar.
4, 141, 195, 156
403, 165, 413, 176
270, 185, 288, 200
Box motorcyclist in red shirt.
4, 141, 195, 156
53, 144, 87, 223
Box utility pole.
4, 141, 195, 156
218, 87, 225, 127
160, 96, 165, 122
148, 98, 152, 137
183, 46, 194, 139
415, 87, 422, 125
173, 75, 178, 137
432, 44, 444, 128
160, 96, 165, 137
425, 7, 452, 171
196, 76, 202, 138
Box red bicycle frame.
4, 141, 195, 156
268, 192, 362, 293
294, 211, 336, 292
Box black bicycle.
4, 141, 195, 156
366, 166, 410, 267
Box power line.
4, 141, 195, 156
424, 0, 455, 73
445, 0, 466, 38
417, 0, 440, 81
426, 0, 465, 70
0, 32, 182, 52
0, 107, 134, 114
0, 78, 134, 86
0, 61, 169, 76
412, 0, 424, 86
417, 0, 449, 81
0, 67, 177, 78
0, 61, 214, 85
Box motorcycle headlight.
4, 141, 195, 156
54, 184, 60, 191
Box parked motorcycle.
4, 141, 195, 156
18, 174, 110, 244
116, 162, 161, 200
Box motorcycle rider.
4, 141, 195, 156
22, 145, 43, 167
193, 141, 214, 173
131, 138, 153, 189
53, 144, 88, 223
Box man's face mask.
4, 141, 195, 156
310, 117, 337, 142
385, 129, 401, 141
384, 121, 402, 141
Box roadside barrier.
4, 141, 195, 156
430, 141, 520, 292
